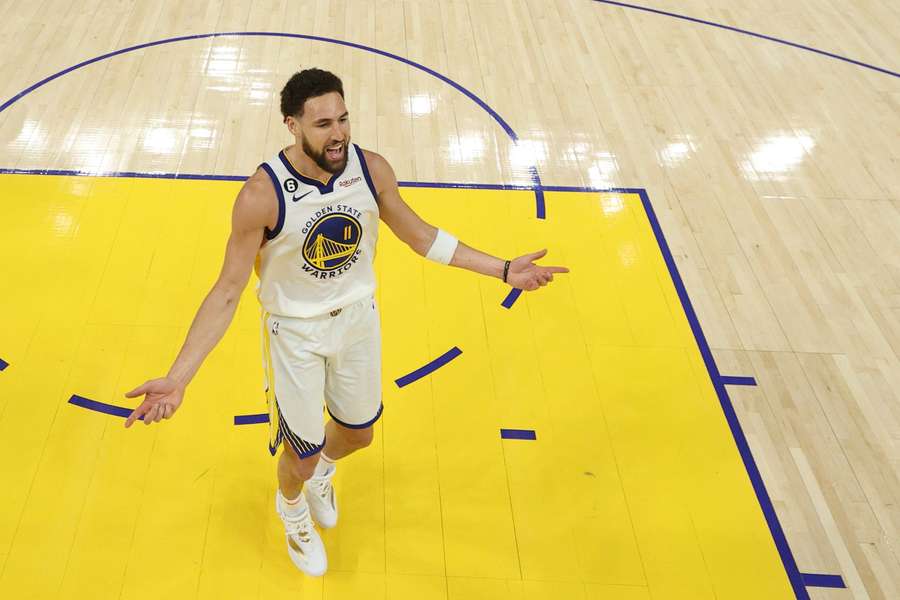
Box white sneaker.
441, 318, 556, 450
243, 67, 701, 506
304, 463, 338, 528
275, 490, 327, 576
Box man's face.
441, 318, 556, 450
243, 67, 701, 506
288, 91, 351, 174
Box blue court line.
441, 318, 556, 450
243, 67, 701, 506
68, 394, 136, 419
70, 394, 270, 426
234, 413, 269, 425
501, 288, 522, 309
0, 168, 637, 196
395, 347, 463, 388
500, 428, 536, 440
529, 166, 546, 219
0, 31, 545, 218
0, 357, 8, 371
800, 573, 846, 589
405, 181, 647, 195
0, 168, 246, 181
593, 0, 899, 79
719, 375, 758, 386
398, 180, 533, 191
637, 188, 809, 599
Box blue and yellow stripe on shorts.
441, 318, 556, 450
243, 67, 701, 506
260, 308, 325, 458
260, 308, 281, 456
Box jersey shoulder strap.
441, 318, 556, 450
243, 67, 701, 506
257, 153, 295, 240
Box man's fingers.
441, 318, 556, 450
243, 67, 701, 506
125, 382, 151, 398
124, 405, 146, 428
524, 248, 548, 262
124, 400, 176, 428
148, 405, 159, 424
546, 266, 569, 274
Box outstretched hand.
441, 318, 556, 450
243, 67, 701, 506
123, 377, 185, 428
506, 249, 569, 291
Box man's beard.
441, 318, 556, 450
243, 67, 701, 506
301, 134, 349, 174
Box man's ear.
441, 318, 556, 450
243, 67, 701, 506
285, 115, 298, 136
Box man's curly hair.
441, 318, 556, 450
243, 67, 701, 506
280, 68, 344, 119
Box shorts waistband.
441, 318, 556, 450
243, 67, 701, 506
270, 294, 374, 321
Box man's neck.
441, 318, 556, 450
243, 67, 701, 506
285, 144, 331, 185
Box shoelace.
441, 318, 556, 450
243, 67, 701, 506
282, 508, 313, 543
306, 475, 333, 501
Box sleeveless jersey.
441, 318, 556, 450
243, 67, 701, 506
255, 144, 379, 318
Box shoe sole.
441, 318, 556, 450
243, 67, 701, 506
276, 495, 328, 576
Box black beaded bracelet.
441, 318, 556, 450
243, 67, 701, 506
502, 260, 511, 283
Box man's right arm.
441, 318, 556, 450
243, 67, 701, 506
124, 170, 275, 428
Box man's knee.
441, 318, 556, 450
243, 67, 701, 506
282, 441, 319, 481
337, 423, 374, 450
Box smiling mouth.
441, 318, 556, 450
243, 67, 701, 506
325, 143, 344, 161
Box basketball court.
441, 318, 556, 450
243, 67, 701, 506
0, 2, 897, 599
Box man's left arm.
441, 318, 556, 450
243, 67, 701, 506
366, 150, 569, 291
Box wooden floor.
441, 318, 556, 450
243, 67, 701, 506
0, 1, 898, 599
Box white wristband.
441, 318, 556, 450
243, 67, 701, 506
425, 228, 459, 265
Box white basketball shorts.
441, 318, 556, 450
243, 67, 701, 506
260, 295, 383, 458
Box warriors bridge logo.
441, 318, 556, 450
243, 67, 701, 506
300, 204, 363, 279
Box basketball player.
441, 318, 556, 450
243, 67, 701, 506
123, 69, 568, 576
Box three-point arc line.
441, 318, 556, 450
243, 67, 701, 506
0, 31, 546, 219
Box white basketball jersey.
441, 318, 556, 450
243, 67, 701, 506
255, 144, 379, 318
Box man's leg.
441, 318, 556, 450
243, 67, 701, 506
307, 297, 382, 526
278, 439, 320, 499
322, 419, 374, 460
274, 439, 328, 576
262, 311, 330, 576
299, 420, 374, 530
321, 296, 381, 464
